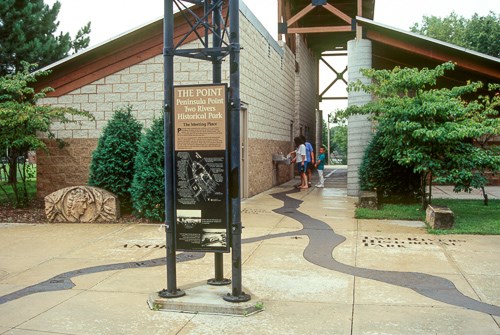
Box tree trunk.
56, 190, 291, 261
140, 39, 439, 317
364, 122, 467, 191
6, 149, 27, 184
481, 186, 489, 206
428, 172, 433, 206
420, 172, 428, 211
7, 159, 17, 184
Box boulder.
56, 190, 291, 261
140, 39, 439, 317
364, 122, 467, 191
426, 204, 454, 229
358, 191, 378, 209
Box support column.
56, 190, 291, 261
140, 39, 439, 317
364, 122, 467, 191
315, 108, 322, 152
347, 39, 372, 197
160, 0, 184, 298
224, 0, 250, 303
208, 0, 231, 287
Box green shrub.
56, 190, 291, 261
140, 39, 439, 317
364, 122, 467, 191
359, 131, 420, 203
130, 117, 165, 222
88, 105, 142, 210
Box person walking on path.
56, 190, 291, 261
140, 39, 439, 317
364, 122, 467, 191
315, 145, 326, 188
289, 136, 308, 189
301, 135, 314, 187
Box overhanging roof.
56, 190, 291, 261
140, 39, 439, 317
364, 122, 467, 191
280, 0, 375, 53
280, 1, 498, 88
35, 0, 278, 97
357, 17, 500, 86
35, 4, 206, 96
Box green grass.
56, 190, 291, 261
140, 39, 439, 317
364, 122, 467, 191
0, 180, 37, 204
0, 163, 36, 181
356, 203, 425, 221
0, 164, 37, 206
356, 199, 500, 235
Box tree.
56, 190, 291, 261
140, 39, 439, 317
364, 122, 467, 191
345, 62, 500, 209
331, 124, 347, 164
0, 62, 93, 206
88, 105, 143, 211
359, 130, 420, 203
130, 117, 165, 222
0, 0, 91, 75
321, 119, 328, 147
433, 84, 500, 205
411, 11, 500, 57
322, 115, 348, 164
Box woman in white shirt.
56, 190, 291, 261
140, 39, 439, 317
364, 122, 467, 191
289, 136, 308, 189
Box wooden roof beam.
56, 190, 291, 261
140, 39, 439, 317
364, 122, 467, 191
287, 3, 314, 27
288, 25, 352, 34
285, 1, 353, 35
322, 3, 352, 24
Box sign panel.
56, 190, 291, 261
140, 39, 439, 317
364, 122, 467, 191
174, 85, 226, 151
173, 84, 229, 252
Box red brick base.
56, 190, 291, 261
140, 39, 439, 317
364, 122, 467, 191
37, 138, 98, 198
247, 138, 293, 197
36, 137, 294, 199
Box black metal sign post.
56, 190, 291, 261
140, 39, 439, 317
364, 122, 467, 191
223, 0, 250, 303
160, 0, 249, 302
209, 0, 232, 286
160, 0, 184, 299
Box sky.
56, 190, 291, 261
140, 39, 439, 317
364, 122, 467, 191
45, 0, 499, 115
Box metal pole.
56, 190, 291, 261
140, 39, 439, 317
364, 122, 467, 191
208, 0, 231, 287
223, 0, 250, 303
327, 114, 330, 165
160, 0, 184, 298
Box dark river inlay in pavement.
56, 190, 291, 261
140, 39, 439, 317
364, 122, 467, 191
1, 187, 499, 317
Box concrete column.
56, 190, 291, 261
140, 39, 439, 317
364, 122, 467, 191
347, 39, 373, 197
316, 108, 322, 151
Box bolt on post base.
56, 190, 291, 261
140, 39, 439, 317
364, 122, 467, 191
207, 278, 232, 286
223, 291, 251, 303
158, 288, 185, 298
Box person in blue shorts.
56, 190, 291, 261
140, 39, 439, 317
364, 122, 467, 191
315, 145, 326, 188
300, 135, 314, 187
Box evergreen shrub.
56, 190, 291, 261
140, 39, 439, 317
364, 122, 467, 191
359, 131, 420, 203
88, 105, 142, 210
130, 117, 165, 222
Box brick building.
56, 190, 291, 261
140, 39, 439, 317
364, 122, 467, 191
35, 0, 500, 198
36, 2, 318, 199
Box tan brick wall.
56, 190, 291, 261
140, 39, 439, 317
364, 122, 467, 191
247, 138, 292, 197
239, 18, 297, 143
37, 139, 98, 197
294, 35, 319, 140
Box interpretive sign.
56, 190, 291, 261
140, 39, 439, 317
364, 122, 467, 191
173, 84, 229, 252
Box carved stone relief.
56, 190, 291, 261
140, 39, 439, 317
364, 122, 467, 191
45, 186, 120, 223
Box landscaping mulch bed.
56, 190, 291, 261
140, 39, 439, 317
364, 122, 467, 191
0, 198, 46, 223
0, 198, 156, 224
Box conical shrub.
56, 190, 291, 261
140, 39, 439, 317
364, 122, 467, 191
88, 105, 142, 210
130, 116, 165, 222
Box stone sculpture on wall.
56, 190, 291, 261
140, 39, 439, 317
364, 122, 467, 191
45, 186, 120, 223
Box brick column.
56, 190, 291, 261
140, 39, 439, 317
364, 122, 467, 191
347, 39, 373, 196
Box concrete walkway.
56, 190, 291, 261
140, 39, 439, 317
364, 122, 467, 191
0, 167, 499, 334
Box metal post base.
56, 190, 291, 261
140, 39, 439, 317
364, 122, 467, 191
207, 278, 232, 286
158, 289, 186, 298
223, 291, 251, 303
